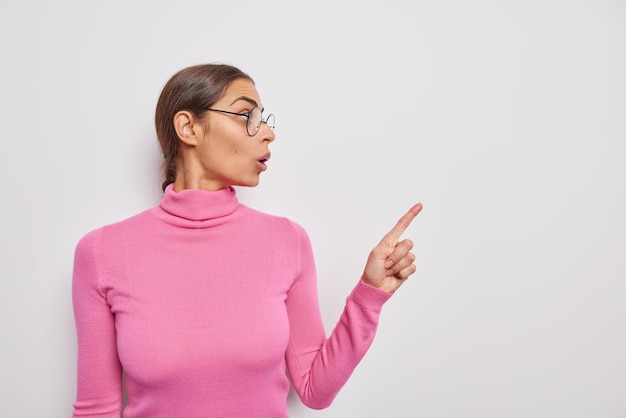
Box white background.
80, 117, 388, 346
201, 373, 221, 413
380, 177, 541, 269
1, 1, 625, 417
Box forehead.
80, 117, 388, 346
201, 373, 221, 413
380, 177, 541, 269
217, 78, 263, 109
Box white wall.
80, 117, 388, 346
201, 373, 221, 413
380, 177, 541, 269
1, 0, 625, 417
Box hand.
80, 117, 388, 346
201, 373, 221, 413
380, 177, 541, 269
362, 203, 423, 293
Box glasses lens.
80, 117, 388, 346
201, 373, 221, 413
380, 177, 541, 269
265, 114, 275, 131
247, 107, 262, 136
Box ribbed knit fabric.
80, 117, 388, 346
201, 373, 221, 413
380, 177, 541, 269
72, 184, 392, 417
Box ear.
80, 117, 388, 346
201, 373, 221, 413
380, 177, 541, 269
173, 110, 204, 146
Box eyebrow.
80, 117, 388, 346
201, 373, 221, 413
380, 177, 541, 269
230, 96, 264, 112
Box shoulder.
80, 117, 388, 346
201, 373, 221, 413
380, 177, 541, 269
74, 208, 154, 252
239, 205, 310, 241
74, 227, 101, 263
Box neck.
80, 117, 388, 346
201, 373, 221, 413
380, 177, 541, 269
173, 166, 228, 192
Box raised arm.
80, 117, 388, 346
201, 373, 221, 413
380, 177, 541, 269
286, 204, 422, 409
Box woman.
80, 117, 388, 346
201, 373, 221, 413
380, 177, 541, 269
72, 63, 422, 417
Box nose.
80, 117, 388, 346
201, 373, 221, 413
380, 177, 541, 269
259, 121, 275, 143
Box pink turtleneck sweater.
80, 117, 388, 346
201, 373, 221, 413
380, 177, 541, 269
72, 184, 392, 417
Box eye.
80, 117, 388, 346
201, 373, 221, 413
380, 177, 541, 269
237, 109, 252, 120
230, 111, 247, 122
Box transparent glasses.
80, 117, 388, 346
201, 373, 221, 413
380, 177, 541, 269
201, 107, 275, 137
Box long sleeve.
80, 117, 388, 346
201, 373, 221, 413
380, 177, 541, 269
70, 186, 392, 416
71, 229, 122, 417
285, 222, 392, 409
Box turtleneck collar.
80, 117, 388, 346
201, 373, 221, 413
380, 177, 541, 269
155, 183, 241, 228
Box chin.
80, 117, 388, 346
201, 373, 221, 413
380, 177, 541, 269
236, 177, 261, 188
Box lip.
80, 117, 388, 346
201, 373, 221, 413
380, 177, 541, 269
257, 152, 271, 172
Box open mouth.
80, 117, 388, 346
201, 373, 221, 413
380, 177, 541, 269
259, 152, 271, 164
257, 153, 270, 172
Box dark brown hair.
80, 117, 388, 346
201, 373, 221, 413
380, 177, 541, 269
155, 64, 254, 191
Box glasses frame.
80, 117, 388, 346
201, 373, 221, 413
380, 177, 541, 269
199, 107, 275, 137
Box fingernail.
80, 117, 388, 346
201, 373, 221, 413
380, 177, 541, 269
384, 260, 394, 269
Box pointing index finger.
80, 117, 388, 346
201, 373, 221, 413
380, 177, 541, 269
382, 203, 423, 244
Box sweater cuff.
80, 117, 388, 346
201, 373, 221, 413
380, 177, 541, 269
348, 278, 393, 313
